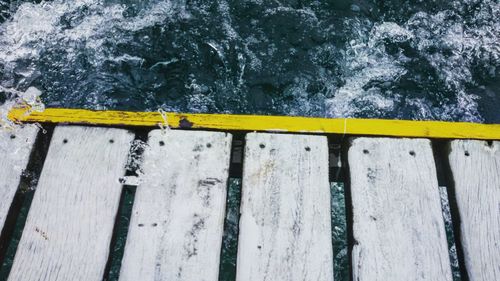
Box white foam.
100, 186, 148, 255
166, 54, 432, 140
326, 20, 409, 118
0, 0, 178, 66
326, 1, 499, 121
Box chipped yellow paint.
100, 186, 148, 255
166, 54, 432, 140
8, 106, 500, 140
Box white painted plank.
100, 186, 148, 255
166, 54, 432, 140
348, 138, 452, 281
0, 125, 38, 232
119, 130, 232, 281
8, 125, 134, 281
236, 133, 334, 281
448, 140, 500, 281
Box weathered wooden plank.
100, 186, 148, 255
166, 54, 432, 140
448, 140, 500, 281
119, 130, 232, 281
348, 138, 452, 281
0, 125, 38, 233
8, 126, 134, 281
236, 133, 334, 281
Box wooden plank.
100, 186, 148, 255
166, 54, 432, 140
119, 130, 232, 281
8, 106, 500, 140
348, 138, 452, 281
8, 126, 134, 281
448, 140, 500, 281
236, 133, 334, 281
0, 125, 38, 233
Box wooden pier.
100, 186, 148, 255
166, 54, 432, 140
0, 108, 499, 281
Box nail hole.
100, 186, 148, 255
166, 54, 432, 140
9, 134, 15, 139
159, 141, 165, 146
109, 139, 114, 143
409, 151, 416, 156
486, 140, 493, 147
464, 151, 470, 157
206, 143, 212, 148
152, 223, 158, 227
363, 149, 369, 154
257, 245, 262, 249
63, 139, 68, 144
305, 147, 311, 151
138, 224, 144, 227
259, 144, 265, 149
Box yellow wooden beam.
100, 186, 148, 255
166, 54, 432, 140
8, 106, 500, 140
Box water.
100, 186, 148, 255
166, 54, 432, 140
331, 182, 348, 281
0, 0, 499, 122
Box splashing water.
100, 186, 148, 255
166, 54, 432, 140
1, 0, 499, 122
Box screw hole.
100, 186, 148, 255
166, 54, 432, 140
159, 141, 165, 146
305, 147, 311, 151
138, 224, 144, 227
409, 151, 416, 156
109, 139, 114, 144
259, 143, 265, 149
363, 149, 369, 154
152, 223, 158, 227
63, 139, 68, 144
10, 134, 15, 139
464, 151, 470, 156
206, 143, 212, 148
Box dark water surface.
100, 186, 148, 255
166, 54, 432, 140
1, 0, 499, 122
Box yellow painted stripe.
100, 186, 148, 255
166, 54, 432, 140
8, 106, 500, 140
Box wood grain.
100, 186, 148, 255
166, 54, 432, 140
0, 125, 38, 233
119, 130, 232, 281
8, 125, 134, 281
348, 137, 452, 281
236, 133, 334, 281
448, 140, 500, 281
